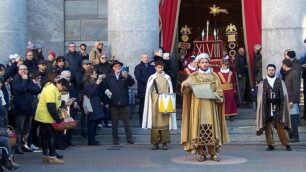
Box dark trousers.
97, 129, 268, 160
138, 97, 145, 126
80, 110, 87, 134
87, 118, 100, 144
102, 105, 110, 125
303, 78, 306, 119
15, 115, 32, 149
27, 119, 40, 147
40, 123, 56, 156
110, 106, 133, 144
289, 114, 299, 140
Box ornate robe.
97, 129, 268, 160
181, 70, 229, 153
217, 70, 238, 116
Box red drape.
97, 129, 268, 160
159, 0, 181, 53
242, 0, 262, 85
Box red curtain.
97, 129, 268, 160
159, 0, 181, 53
242, 0, 262, 85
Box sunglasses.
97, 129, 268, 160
81, 48, 86, 51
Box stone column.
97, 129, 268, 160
262, 0, 306, 73
108, 0, 159, 74
0, 0, 27, 64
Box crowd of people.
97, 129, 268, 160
0, 38, 305, 169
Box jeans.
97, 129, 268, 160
289, 114, 299, 140
40, 123, 56, 156
15, 115, 32, 149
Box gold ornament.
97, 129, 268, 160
209, 5, 228, 16
181, 35, 189, 42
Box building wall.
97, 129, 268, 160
64, 0, 108, 54
27, 0, 65, 58
262, 0, 306, 72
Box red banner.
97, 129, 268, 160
159, 0, 181, 53
242, 0, 262, 85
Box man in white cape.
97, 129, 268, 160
142, 60, 177, 150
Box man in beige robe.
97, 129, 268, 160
142, 61, 177, 150
181, 53, 229, 162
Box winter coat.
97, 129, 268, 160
12, 74, 41, 115
64, 51, 83, 75
89, 47, 104, 65
134, 61, 155, 98
283, 69, 300, 104
94, 62, 112, 75
104, 72, 135, 107
83, 80, 104, 121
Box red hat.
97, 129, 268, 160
49, 50, 56, 57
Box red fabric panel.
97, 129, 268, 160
243, 0, 262, 84
159, 0, 180, 53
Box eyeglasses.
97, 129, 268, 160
19, 68, 28, 71
69, 45, 76, 48
84, 64, 90, 65
98, 43, 103, 45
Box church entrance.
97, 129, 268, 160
177, 0, 253, 104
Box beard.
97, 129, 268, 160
267, 74, 275, 78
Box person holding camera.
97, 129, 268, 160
104, 60, 135, 145
82, 68, 104, 146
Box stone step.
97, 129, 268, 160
72, 125, 306, 145
72, 132, 306, 145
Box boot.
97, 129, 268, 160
266, 145, 275, 151
151, 144, 159, 150
210, 155, 219, 162
198, 155, 206, 162
47, 156, 64, 165
161, 143, 168, 150
4, 155, 20, 170
286, 145, 292, 151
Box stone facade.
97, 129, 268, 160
0, 0, 27, 64
27, 0, 65, 58
1, 0, 306, 73
65, 0, 108, 54
262, 0, 306, 74
108, 0, 159, 73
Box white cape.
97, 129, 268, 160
141, 73, 177, 130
